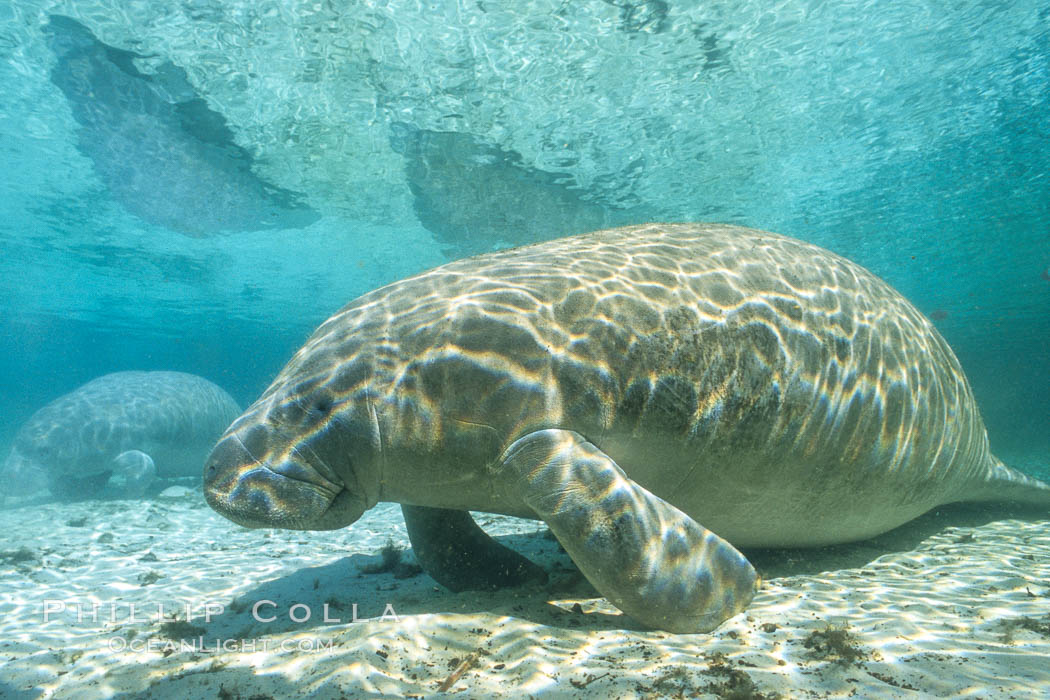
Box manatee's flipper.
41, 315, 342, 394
113, 450, 156, 497
401, 504, 548, 591
498, 429, 758, 633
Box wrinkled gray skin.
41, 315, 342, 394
204, 223, 1050, 633
5, 371, 240, 499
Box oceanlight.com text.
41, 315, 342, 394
108, 636, 337, 654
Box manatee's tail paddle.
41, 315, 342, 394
962, 456, 1050, 506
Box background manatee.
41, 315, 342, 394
6, 370, 240, 498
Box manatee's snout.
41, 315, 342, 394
203, 419, 363, 531
2, 447, 49, 497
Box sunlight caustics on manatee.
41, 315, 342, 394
204, 223, 1050, 633
43, 15, 319, 236
1, 0, 1048, 696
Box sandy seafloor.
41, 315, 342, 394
1, 479, 1049, 700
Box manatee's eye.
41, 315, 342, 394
311, 398, 333, 417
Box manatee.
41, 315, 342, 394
6, 371, 240, 498
43, 15, 318, 236
389, 123, 617, 256
203, 223, 1050, 633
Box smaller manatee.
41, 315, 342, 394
5, 371, 240, 498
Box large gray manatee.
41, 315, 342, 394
204, 223, 1050, 633
6, 371, 240, 498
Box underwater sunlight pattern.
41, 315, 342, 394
0, 1, 1048, 698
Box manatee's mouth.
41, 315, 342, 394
203, 432, 363, 531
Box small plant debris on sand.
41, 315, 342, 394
702, 652, 780, 700
361, 541, 423, 579
0, 547, 37, 565
801, 623, 866, 665
645, 653, 778, 699
998, 614, 1050, 642
138, 570, 164, 586
157, 618, 208, 641
217, 686, 273, 700
570, 672, 609, 689
437, 650, 482, 692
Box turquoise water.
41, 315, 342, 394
1, 1, 1046, 470
0, 1, 1048, 695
